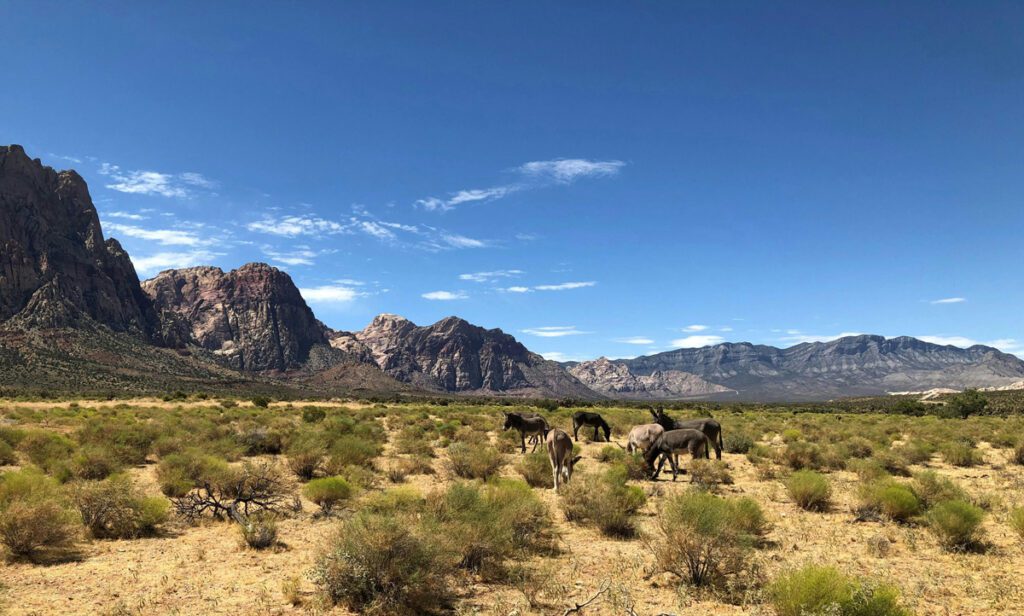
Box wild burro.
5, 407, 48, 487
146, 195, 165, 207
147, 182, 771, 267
643, 428, 711, 481
502, 411, 549, 453
650, 407, 724, 460
572, 411, 611, 442
545, 428, 581, 490
626, 423, 664, 455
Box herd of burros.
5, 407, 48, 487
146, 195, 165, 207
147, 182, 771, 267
502, 408, 725, 489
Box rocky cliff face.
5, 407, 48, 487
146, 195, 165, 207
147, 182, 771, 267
352, 314, 599, 397
620, 335, 1024, 400
568, 356, 735, 399
142, 264, 329, 372
0, 145, 159, 337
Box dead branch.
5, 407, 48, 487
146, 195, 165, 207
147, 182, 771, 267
562, 581, 611, 616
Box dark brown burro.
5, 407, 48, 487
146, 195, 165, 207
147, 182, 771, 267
650, 408, 724, 460
643, 428, 710, 481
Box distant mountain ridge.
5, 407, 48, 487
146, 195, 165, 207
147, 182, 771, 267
2, 144, 1022, 400
570, 335, 1024, 401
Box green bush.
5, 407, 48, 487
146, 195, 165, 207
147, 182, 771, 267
236, 425, 284, 456
910, 471, 967, 509
1012, 442, 1024, 466
446, 443, 506, 481
301, 407, 327, 423
515, 450, 554, 488
897, 439, 936, 465
69, 446, 123, 480
561, 468, 646, 537
723, 431, 754, 454
239, 511, 278, 549
250, 396, 271, 408
768, 564, 909, 616
785, 470, 831, 512
688, 459, 733, 491
1009, 507, 1024, 542
426, 480, 552, 574
840, 437, 875, 459
71, 474, 168, 539
303, 476, 353, 514
927, 500, 985, 551
779, 441, 822, 470
156, 450, 231, 497
596, 445, 625, 463
858, 480, 921, 523
0, 468, 80, 558
286, 436, 325, 481
18, 430, 75, 474
322, 436, 381, 471
311, 512, 455, 615
873, 449, 911, 476
0, 440, 17, 466
653, 491, 768, 586
940, 442, 982, 467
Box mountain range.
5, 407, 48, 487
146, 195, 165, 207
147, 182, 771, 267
3, 144, 1023, 400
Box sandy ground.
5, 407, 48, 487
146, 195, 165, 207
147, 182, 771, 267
2, 411, 1024, 615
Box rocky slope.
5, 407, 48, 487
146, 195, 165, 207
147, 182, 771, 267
0, 145, 160, 338
347, 314, 600, 398
618, 335, 1024, 400
142, 264, 331, 372
568, 356, 735, 399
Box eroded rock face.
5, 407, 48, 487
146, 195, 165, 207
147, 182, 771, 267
568, 356, 734, 399
0, 145, 159, 337
142, 263, 328, 372
353, 314, 599, 397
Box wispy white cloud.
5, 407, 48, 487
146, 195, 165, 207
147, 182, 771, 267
299, 285, 365, 303
521, 326, 590, 338
500, 286, 532, 293
261, 245, 334, 267
246, 215, 348, 238
539, 351, 588, 362
422, 290, 468, 301
916, 336, 1024, 360
105, 211, 147, 221
105, 223, 204, 246
533, 281, 596, 291
930, 297, 966, 305
682, 324, 708, 332
99, 163, 215, 198
720, 326, 734, 332
671, 335, 725, 348
460, 269, 524, 283
416, 158, 625, 212
441, 234, 488, 249
131, 250, 221, 276
517, 158, 625, 183
614, 336, 654, 345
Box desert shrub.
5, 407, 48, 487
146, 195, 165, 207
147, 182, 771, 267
220, 399, 238, 409
723, 431, 755, 454
286, 436, 325, 481
239, 511, 278, 549
943, 388, 988, 419
236, 425, 285, 456
1009, 508, 1024, 542
873, 449, 911, 476
156, 450, 231, 497
0, 468, 80, 558
561, 468, 645, 537
848, 458, 889, 482
745, 443, 773, 464
781, 428, 803, 443
69, 446, 123, 480
940, 442, 982, 467
18, 430, 75, 474
311, 512, 455, 615
688, 459, 733, 491
927, 500, 985, 550
785, 470, 831, 512
362, 487, 426, 516
1012, 443, 1024, 465
426, 480, 553, 574
77, 420, 155, 465
150, 435, 185, 457
301, 406, 326, 423
779, 441, 822, 470
617, 453, 650, 481
303, 476, 353, 514
653, 491, 766, 587
516, 450, 554, 488
858, 480, 921, 523
446, 443, 506, 480
0, 440, 15, 466
840, 437, 874, 459
0, 426, 26, 448
597, 445, 625, 463
394, 427, 436, 457
898, 439, 936, 465
71, 474, 168, 539
250, 396, 271, 408
171, 460, 294, 523
768, 564, 909, 616
337, 464, 379, 490
322, 436, 381, 471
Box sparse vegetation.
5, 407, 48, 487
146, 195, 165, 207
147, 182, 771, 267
561, 466, 645, 537
303, 476, 353, 514
0, 468, 80, 558
785, 470, 832, 511
446, 442, 506, 480
768, 564, 910, 616
927, 500, 986, 551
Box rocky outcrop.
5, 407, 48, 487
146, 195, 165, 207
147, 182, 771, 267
142, 264, 329, 372
568, 357, 734, 399
619, 335, 1024, 401
353, 314, 600, 398
0, 145, 159, 337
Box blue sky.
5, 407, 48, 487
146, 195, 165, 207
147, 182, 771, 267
2, 2, 1022, 360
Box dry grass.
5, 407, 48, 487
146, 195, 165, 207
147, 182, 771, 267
1, 399, 1024, 614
